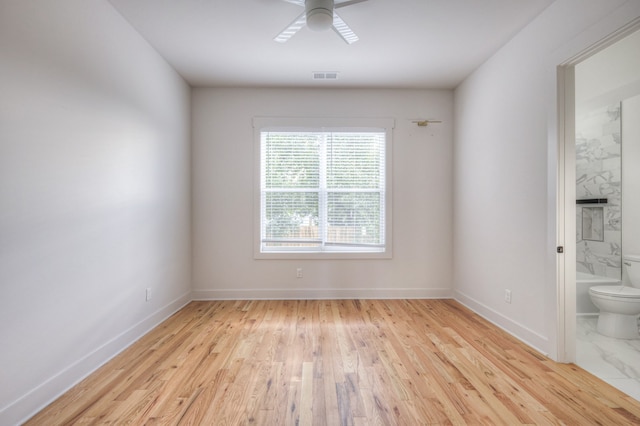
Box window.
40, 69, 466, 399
254, 118, 393, 258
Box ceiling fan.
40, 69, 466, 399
274, 0, 368, 44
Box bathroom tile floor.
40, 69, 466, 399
576, 316, 640, 401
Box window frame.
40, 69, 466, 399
253, 117, 394, 259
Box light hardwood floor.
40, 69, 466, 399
26, 300, 640, 425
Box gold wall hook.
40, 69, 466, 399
412, 120, 442, 127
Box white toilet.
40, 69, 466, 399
589, 254, 640, 339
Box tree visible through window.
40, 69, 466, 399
259, 129, 387, 253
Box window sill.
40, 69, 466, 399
253, 250, 392, 260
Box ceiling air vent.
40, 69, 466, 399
313, 71, 339, 80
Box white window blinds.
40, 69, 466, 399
260, 129, 386, 253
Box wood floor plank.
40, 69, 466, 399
25, 299, 640, 425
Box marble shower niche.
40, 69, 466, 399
576, 103, 622, 279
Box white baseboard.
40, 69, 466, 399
192, 287, 453, 300
3, 292, 192, 426
454, 289, 549, 356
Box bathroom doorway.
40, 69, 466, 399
560, 26, 640, 399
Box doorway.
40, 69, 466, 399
559, 24, 640, 399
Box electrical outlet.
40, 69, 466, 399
296, 268, 303, 278
146, 287, 152, 302
504, 289, 512, 304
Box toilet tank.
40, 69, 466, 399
623, 254, 640, 288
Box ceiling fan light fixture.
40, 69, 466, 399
274, 0, 363, 44
305, 0, 334, 31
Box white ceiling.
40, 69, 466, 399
107, 0, 555, 89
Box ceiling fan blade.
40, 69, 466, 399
335, 0, 368, 9
274, 11, 306, 43
281, 0, 305, 5
332, 12, 359, 44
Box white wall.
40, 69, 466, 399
623, 95, 640, 260
192, 88, 453, 299
453, 0, 640, 357
576, 30, 640, 113
0, 1, 191, 424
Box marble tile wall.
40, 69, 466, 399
576, 104, 622, 279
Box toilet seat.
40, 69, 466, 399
589, 285, 640, 299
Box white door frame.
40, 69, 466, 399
556, 63, 576, 363
556, 19, 640, 363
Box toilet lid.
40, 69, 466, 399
590, 285, 640, 298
